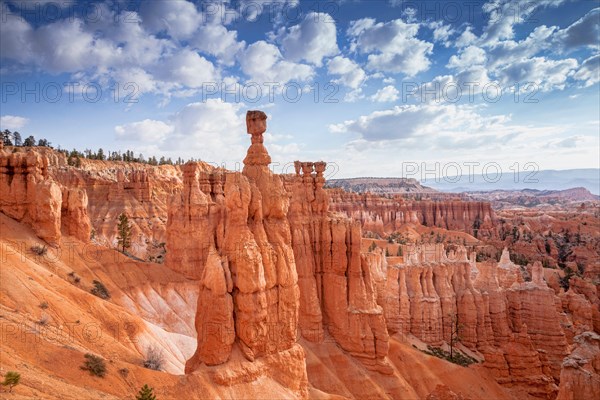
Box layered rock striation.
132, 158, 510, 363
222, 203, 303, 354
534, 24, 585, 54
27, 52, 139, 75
329, 190, 497, 238
0, 147, 91, 244
172, 111, 301, 375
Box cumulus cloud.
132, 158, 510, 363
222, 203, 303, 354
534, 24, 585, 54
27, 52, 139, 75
497, 56, 578, 91
326, 56, 366, 89
139, 0, 202, 40
455, 26, 477, 48
348, 18, 433, 76
447, 46, 487, 70
573, 55, 600, 87
329, 104, 517, 145
154, 48, 218, 89
370, 85, 399, 102
485, 25, 557, 70
280, 12, 339, 66
428, 21, 455, 47
480, 0, 567, 44
239, 41, 313, 84
0, 115, 29, 130
554, 8, 600, 50
115, 119, 174, 142
191, 24, 246, 66
114, 99, 247, 163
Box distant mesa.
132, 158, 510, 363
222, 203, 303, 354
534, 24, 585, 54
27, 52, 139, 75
326, 177, 437, 195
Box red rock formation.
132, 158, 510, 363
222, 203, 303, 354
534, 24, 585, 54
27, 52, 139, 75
328, 189, 497, 238
0, 147, 91, 244
61, 187, 92, 241
382, 245, 572, 398
176, 111, 300, 370
285, 161, 392, 374
556, 332, 600, 400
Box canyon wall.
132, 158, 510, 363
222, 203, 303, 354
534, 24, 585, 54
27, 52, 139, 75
381, 245, 600, 398
285, 161, 392, 374
0, 147, 91, 244
328, 189, 497, 238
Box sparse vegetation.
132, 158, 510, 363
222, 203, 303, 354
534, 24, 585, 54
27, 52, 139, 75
68, 271, 81, 284
30, 244, 47, 256
423, 345, 478, 367
39, 301, 48, 309
143, 345, 164, 371
2, 371, 21, 393
118, 368, 129, 378
368, 241, 377, 252
90, 280, 110, 300
81, 353, 106, 377
136, 384, 157, 400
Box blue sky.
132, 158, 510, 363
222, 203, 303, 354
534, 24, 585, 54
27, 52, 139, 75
0, 0, 598, 179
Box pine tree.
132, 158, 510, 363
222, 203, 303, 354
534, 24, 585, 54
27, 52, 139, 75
23, 135, 36, 146
13, 131, 22, 146
2, 371, 21, 393
1, 129, 12, 145
368, 241, 377, 252
116, 213, 132, 253
136, 384, 157, 400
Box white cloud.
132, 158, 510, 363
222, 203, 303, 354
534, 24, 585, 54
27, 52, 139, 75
554, 8, 600, 50
154, 48, 219, 89
191, 23, 246, 66
370, 85, 399, 102
455, 26, 477, 48
0, 115, 29, 131
480, 0, 567, 45
547, 135, 585, 148
497, 56, 578, 91
573, 55, 600, 87
428, 21, 455, 47
348, 18, 433, 76
485, 25, 557, 70
115, 119, 174, 142
280, 12, 339, 66
447, 46, 487, 70
139, 0, 202, 40
330, 104, 517, 145
239, 41, 313, 84
326, 56, 366, 89
114, 99, 247, 164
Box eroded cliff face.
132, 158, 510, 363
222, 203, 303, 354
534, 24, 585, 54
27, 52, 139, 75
167, 111, 306, 397
379, 245, 600, 399
285, 161, 392, 374
53, 160, 181, 260
328, 190, 497, 238
0, 147, 91, 244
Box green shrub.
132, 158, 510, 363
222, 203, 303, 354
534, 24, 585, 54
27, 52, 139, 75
136, 384, 157, 400
2, 371, 21, 392
90, 280, 110, 300
81, 353, 106, 377
422, 345, 477, 367
31, 245, 47, 256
